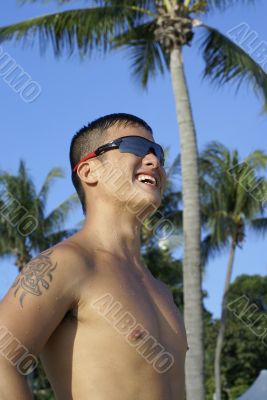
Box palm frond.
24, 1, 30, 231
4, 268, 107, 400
201, 233, 229, 266
113, 21, 168, 86
18, 0, 73, 3
102, 0, 157, 15
232, 151, 267, 214
0, 161, 80, 269
161, 189, 182, 206
206, 0, 257, 11
17, 0, 73, 5
75, 219, 85, 230
199, 24, 267, 111
0, 162, 37, 209
42, 228, 77, 249
244, 150, 267, 171
166, 154, 181, 181
0, 6, 132, 56
44, 193, 79, 232
0, 223, 11, 257
38, 167, 64, 206
249, 217, 267, 236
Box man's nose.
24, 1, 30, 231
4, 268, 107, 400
142, 151, 160, 168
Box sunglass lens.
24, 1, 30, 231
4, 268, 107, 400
120, 137, 164, 166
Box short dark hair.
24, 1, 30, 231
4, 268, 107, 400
70, 113, 153, 214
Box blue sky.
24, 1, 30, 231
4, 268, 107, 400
0, 1, 266, 318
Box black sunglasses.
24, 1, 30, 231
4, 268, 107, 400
73, 135, 165, 171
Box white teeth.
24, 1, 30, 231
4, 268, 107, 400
136, 174, 156, 186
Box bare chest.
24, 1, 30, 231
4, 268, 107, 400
41, 262, 187, 399
78, 263, 188, 357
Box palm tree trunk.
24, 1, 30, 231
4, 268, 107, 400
214, 238, 236, 400
170, 47, 204, 400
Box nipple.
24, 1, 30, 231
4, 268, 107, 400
128, 327, 146, 341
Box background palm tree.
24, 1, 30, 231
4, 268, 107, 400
0, 160, 78, 271
200, 142, 267, 400
1, 1, 267, 397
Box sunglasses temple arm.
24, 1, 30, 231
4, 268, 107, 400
73, 151, 97, 172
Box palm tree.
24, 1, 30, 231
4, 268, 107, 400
200, 142, 267, 400
0, 160, 78, 271
1, 2, 267, 398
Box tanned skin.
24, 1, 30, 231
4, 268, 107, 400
0, 124, 188, 400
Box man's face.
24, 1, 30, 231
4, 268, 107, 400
93, 124, 166, 218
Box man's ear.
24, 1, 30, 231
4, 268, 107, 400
77, 161, 98, 185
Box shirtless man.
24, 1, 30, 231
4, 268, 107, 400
0, 113, 188, 400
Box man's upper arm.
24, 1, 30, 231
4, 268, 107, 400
0, 246, 80, 366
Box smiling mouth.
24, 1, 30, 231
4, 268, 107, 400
135, 174, 158, 188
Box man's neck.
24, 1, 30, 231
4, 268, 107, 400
81, 208, 143, 265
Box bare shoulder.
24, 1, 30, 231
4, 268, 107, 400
50, 239, 93, 270
0, 240, 95, 356
5, 239, 94, 309
28, 240, 92, 276
48, 239, 96, 284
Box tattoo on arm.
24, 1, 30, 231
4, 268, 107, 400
12, 250, 57, 308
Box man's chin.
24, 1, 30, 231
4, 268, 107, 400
125, 187, 161, 220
